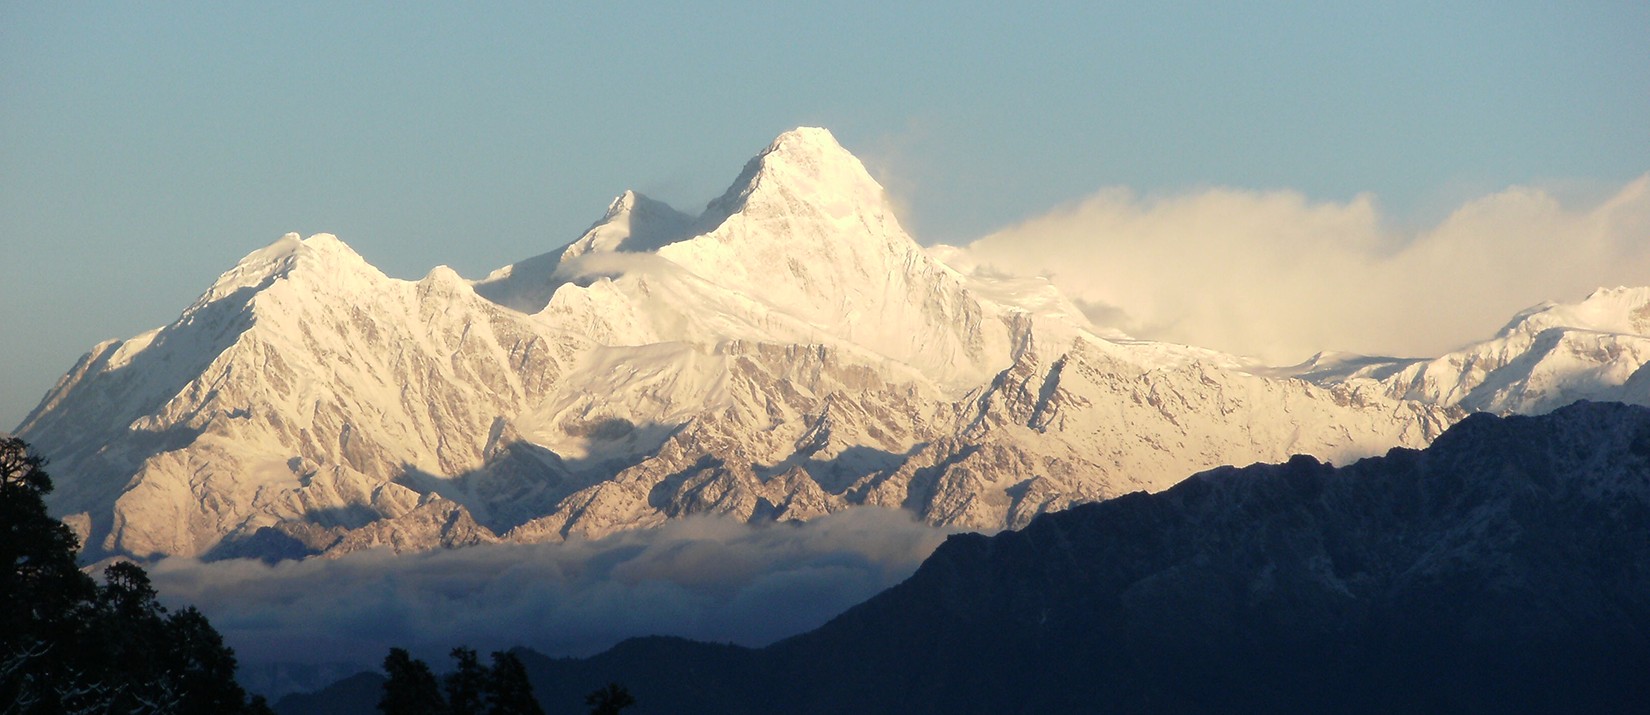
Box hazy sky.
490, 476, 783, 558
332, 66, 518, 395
4, 2, 1648, 428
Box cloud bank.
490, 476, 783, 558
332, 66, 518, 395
943, 176, 1650, 364
148, 508, 950, 682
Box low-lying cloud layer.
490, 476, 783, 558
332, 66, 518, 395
150, 509, 951, 682
942, 175, 1650, 364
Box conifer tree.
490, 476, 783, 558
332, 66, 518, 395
0, 437, 263, 713
379, 647, 448, 714
584, 682, 636, 715
445, 646, 486, 715
483, 651, 544, 715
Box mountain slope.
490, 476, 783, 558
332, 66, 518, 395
18, 234, 586, 558
19, 128, 1450, 561
434, 401, 1650, 715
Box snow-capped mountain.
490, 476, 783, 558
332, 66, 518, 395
20, 128, 1453, 561
1287, 286, 1650, 414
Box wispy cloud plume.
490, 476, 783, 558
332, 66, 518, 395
149, 509, 950, 672
943, 176, 1650, 363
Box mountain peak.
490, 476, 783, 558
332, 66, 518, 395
701, 127, 886, 225
563, 190, 694, 259
771, 125, 839, 146
197, 232, 377, 306
1494, 285, 1650, 339
608, 189, 640, 216
764, 126, 853, 163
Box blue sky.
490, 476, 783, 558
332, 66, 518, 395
3, 2, 1647, 428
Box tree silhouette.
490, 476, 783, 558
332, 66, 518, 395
445, 646, 486, 715
376, 646, 547, 715
0, 436, 262, 713
1, 437, 95, 711
165, 606, 251, 715
380, 647, 448, 714
585, 683, 636, 715
484, 651, 544, 715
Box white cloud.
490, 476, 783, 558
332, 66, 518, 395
148, 509, 950, 674
945, 175, 1650, 364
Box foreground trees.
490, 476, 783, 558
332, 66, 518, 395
378, 647, 637, 715
0, 437, 270, 714
583, 683, 636, 715
379, 647, 546, 715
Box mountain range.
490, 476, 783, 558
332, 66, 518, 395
277, 401, 1650, 714
15, 127, 1650, 563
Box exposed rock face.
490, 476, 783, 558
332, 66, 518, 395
20, 128, 1454, 561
